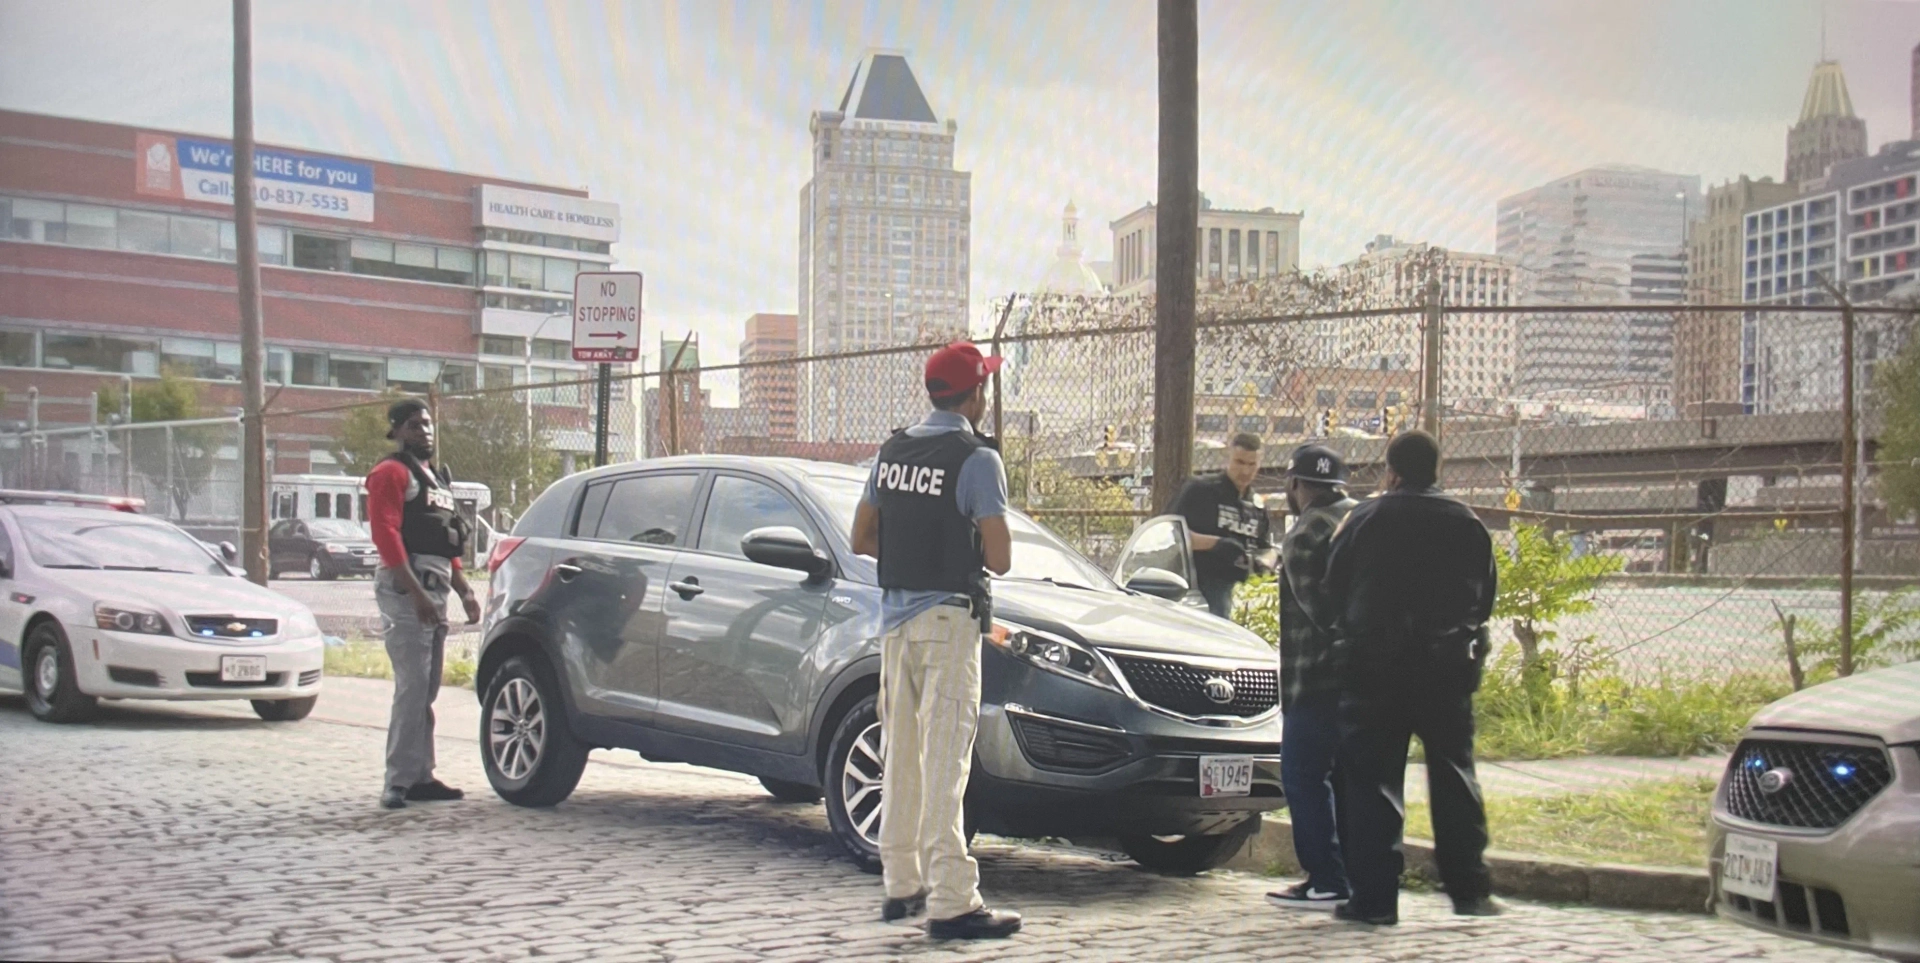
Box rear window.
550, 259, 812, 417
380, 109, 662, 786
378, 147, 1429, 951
513, 476, 581, 537
586, 473, 699, 546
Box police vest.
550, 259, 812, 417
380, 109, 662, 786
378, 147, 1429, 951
873, 429, 986, 594
382, 452, 468, 560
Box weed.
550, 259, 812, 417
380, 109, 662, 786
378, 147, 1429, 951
322, 640, 476, 689
1405, 777, 1717, 868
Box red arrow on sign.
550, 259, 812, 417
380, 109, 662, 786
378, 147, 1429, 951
586, 331, 629, 339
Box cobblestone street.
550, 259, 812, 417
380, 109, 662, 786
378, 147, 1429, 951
0, 684, 1871, 963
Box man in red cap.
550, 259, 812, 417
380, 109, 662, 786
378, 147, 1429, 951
850, 341, 1022, 940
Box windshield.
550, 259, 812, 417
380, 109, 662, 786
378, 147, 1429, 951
810, 474, 1117, 592
18, 515, 230, 576
306, 519, 367, 539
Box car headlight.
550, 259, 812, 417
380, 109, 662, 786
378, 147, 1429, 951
94, 604, 171, 636
325, 543, 350, 553
988, 622, 1121, 692
284, 608, 321, 638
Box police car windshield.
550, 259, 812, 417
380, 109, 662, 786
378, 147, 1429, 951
810, 474, 1117, 592
306, 519, 367, 539
17, 514, 230, 576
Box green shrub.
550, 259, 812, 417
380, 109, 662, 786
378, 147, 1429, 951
1231, 574, 1279, 647
321, 640, 477, 689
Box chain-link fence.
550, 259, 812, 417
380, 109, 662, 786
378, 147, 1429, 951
2, 288, 1913, 683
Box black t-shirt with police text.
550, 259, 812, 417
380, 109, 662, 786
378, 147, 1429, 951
1170, 473, 1270, 594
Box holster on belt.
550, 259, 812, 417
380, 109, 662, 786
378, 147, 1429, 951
966, 573, 993, 633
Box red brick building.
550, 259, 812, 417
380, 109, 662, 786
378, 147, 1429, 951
740, 312, 799, 441
0, 109, 627, 490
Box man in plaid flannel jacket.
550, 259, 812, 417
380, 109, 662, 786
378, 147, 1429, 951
1266, 444, 1358, 911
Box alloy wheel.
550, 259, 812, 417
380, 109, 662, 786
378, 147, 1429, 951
309, 555, 324, 579
488, 677, 546, 782
840, 720, 885, 846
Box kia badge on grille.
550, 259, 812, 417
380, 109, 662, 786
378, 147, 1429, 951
1203, 677, 1235, 705
1759, 767, 1794, 794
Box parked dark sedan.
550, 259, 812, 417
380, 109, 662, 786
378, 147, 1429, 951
475, 456, 1285, 874
268, 518, 379, 580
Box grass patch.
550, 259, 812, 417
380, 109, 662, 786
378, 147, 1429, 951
322, 640, 477, 689
1404, 776, 1716, 868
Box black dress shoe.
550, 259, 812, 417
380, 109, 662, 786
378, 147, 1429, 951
927, 908, 1022, 940
380, 786, 408, 810
405, 779, 465, 801
1453, 895, 1504, 917
881, 892, 926, 922
1333, 903, 1398, 926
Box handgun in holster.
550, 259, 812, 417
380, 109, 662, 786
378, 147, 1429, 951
966, 573, 993, 634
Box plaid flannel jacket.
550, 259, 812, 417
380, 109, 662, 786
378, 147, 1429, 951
1278, 496, 1357, 709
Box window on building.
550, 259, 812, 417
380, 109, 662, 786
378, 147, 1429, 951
1347, 390, 1378, 408
221, 222, 287, 264
543, 257, 578, 293
1246, 231, 1260, 278
1195, 414, 1228, 432
387, 357, 442, 393
0, 330, 37, 367
438, 362, 476, 393
288, 350, 327, 386
160, 338, 241, 380
42, 333, 159, 375
480, 335, 525, 357
1207, 228, 1221, 278
531, 338, 570, 361
1315, 388, 1337, 407
1384, 390, 1403, 406
3, 198, 64, 242
267, 347, 290, 385
329, 355, 384, 390
291, 232, 351, 272
170, 215, 220, 259
1228, 229, 1241, 278
1236, 415, 1266, 433
65, 204, 118, 248
481, 364, 517, 388
509, 253, 542, 290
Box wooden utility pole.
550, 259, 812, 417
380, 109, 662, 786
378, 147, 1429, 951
233, 0, 269, 585
1839, 298, 1856, 676
1420, 277, 1443, 440
1151, 0, 1199, 515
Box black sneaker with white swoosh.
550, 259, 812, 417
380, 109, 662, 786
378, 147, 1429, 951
1266, 881, 1348, 910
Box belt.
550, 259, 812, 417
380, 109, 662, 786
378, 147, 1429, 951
938, 595, 970, 608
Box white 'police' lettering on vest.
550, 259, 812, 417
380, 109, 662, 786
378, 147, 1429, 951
876, 461, 947, 497
426, 486, 456, 512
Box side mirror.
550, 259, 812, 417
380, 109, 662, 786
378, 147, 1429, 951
742, 526, 831, 580
218, 541, 239, 563
1125, 566, 1190, 601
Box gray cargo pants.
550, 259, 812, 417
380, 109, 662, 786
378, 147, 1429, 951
376, 556, 452, 791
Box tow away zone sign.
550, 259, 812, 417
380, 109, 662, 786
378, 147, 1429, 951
572, 272, 642, 362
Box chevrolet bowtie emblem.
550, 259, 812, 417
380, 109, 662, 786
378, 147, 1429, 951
225, 621, 249, 634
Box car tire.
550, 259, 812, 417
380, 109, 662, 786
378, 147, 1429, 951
251, 696, 317, 721
23, 622, 96, 724
481, 654, 588, 807
1119, 815, 1263, 876
309, 554, 336, 581
821, 692, 978, 874
759, 776, 823, 804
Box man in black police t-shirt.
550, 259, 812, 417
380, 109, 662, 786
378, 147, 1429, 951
1170, 432, 1274, 617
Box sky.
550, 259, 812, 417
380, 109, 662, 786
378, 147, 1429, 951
5, 0, 1920, 372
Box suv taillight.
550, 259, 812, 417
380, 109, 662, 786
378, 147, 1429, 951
487, 536, 526, 574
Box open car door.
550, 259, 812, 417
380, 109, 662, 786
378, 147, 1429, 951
1109, 514, 1207, 610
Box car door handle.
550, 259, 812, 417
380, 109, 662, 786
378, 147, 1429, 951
669, 577, 704, 599
553, 563, 583, 582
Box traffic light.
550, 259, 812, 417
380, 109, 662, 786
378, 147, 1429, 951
1380, 407, 1394, 436
1104, 424, 1116, 448
1318, 408, 1334, 436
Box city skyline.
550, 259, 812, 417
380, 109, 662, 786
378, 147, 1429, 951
6, 0, 1920, 371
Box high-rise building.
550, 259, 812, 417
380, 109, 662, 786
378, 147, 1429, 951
1331, 236, 1530, 405
647, 333, 702, 457
1911, 41, 1920, 139
740, 313, 799, 441
1108, 193, 1301, 295
1675, 176, 1798, 415
1496, 165, 1699, 403
1742, 141, 1920, 412
1787, 60, 1867, 187
797, 50, 970, 442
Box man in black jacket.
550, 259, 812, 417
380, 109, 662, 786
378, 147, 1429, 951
1170, 432, 1274, 617
1323, 431, 1500, 925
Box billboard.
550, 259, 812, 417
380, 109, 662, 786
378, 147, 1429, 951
135, 132, 376, 223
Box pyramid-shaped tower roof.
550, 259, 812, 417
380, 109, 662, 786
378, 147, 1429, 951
1799, 60, 1858, 123
837, 50, 939, 124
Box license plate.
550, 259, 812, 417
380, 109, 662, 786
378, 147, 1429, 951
1721, 832, 1778, 902
1199, 755, 1253, 797
219, 655, 268, 683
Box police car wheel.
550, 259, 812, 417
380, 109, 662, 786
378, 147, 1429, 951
23, 621, 96, 724
309, 554, 336, 581
481, 654, 588, 807
1118, 815, 1262, 876
824, 694, 886, 874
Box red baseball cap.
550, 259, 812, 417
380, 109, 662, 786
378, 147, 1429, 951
924, 341, 1004, 398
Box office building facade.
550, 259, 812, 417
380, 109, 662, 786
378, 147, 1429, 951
797, 50, 970, 442
1108, 194, 1301, 296
740, 312, 799, 441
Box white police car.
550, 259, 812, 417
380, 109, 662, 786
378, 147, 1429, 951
0, 492, 325, 723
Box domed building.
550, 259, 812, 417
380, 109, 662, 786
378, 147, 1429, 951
1034, 202, 1107, 294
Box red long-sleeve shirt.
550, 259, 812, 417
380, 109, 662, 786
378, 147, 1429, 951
366, 458, 462, 572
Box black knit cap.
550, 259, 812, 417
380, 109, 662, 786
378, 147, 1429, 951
385, 398, 429, 440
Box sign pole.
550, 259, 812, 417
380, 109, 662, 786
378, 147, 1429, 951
594, 363, 611, 467
232, 0, 269, 586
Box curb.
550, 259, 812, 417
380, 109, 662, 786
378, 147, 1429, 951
1225, 816, 1712, 914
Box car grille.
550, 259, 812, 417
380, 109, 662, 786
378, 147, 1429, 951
186, 671, 287, 688
1723, 877, 1851, 940
107, 666, 162, 687
1009, 715, 1133, 772
1722, 739, 1892, 829
185, 616, 278, 639
1105, 653, 1279, 718
298, 669, 322, 687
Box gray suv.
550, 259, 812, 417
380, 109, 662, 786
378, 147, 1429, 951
475, 456, 1284, 874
